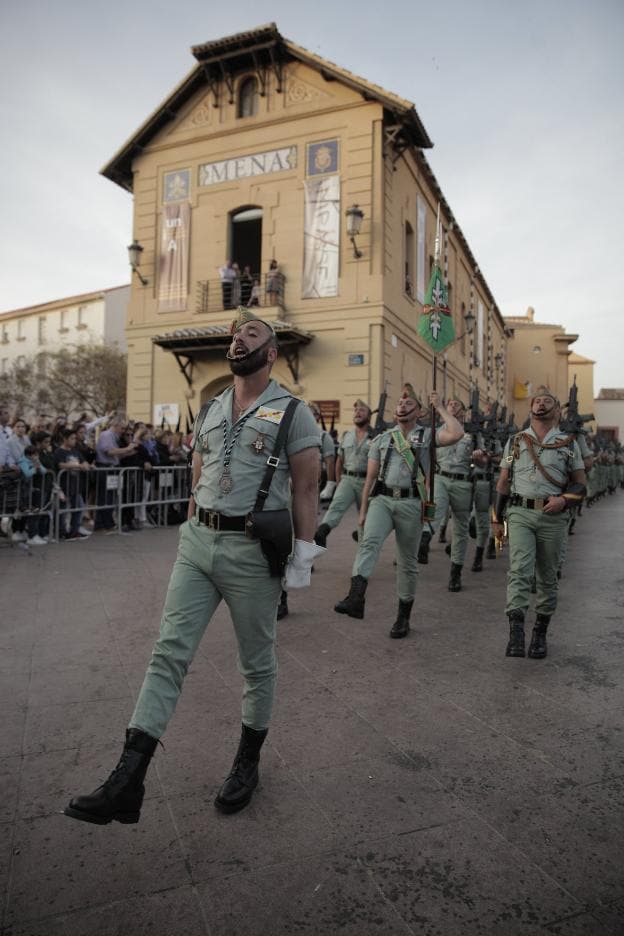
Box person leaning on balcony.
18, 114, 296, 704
64, 307, 323, 825
265, 259, 280, 306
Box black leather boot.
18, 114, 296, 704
448, 563, 463, 592
471, 547, 484, 572
528, 614, 550, 659
314, 523, 331, 548
438, 523, 448, 544
276, 590, 289, 620
417, 530, 432, 564
486, 537, 497, 559
334, 575, 367, 618
64, 728, 158, 825
390, 599, 413, 639
505, 611, 526, 657
214, 724, 268, 814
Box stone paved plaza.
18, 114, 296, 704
1, 495, 623, 935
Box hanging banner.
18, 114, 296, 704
303, 175, 340, 298
158, 203, 190, 313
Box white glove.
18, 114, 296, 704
282, 539, 325, 589
319, 480, 337, 500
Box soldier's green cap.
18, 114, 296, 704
531, 385, 559, 405
400, 383, 421, 405
354, 398, 371, 411
230, 307, 276, 335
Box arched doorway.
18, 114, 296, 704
200, 373, 232, 404
230, 206, 262, 284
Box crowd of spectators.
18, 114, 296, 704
0, 404, 190, 547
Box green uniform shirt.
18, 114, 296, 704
192, 379, 320, 514
436, 431, 474, 474
339, 428, 374, 473
369, 425, 434, 488
503, 427, 583, 498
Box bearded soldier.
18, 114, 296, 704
492, 386, 586, 659
334, 385, 463, 638
314, 399, 374, 548
65, 309, 322, 823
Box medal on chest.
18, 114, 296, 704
219, 468, 234, 493
250, 433, 266, 455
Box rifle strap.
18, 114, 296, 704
512, 431, 576, 490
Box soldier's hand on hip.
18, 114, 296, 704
543, 495, 566, 514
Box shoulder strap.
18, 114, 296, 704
518, 432, 572, 489
378, 436, 394, 483
192, 399, 216, 446
252, 398, 300, 512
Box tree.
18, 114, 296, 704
0, 343, 127, 418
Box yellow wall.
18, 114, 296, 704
123, 59, 509, 431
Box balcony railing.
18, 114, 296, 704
195, 272, 285, 315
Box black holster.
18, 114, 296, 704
246, 509, 293, 578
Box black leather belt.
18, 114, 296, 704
510, 495, 548, 510
438, 470, 470, 481
344, 470, 367, 478
378, 484, 419, 499
473, 472, 494, 481
196, 507, 247, 531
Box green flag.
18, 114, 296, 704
417, 265, 455, 353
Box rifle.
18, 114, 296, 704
371, 380, 391, 438
560, 375, 594, 436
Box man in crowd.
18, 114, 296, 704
314, 399, 374, 548
491, 386, 586, 659
334, 385, 463, 638
65, 309, 322, 825
94, 415, 137, 531
53, 429, 91, 540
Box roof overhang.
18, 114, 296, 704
102, 23, 432, 192
152, 319, 313, 385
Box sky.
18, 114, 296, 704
1, 0, 622, 392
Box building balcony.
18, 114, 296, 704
195, 272, 285, 315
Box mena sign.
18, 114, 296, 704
199, 146, 297, 187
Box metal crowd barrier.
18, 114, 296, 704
0, 473, 55, 546
0, 465, 190, 546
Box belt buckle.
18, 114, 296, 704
207, 510, 219, 530
392, 486, 402, 499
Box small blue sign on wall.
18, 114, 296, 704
348, 353, 365, 366
307, 139, 339, 176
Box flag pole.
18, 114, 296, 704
428, 204, 442, 508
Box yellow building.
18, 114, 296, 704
568, 351, 596, 432
504, 306, 578, 425
103, 24, 508, 430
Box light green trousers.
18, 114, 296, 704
321, 475, 364, 529
505, 506, 568, 617
130, 518, 282, 738
433, 475, 473, 565
354, 494, 422, 602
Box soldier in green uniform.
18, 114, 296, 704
334, 385, 463, 638
314, 399, 374, 547
65, 310, 322, 824
418, 398, 487, 591
491, 387, 586, 659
